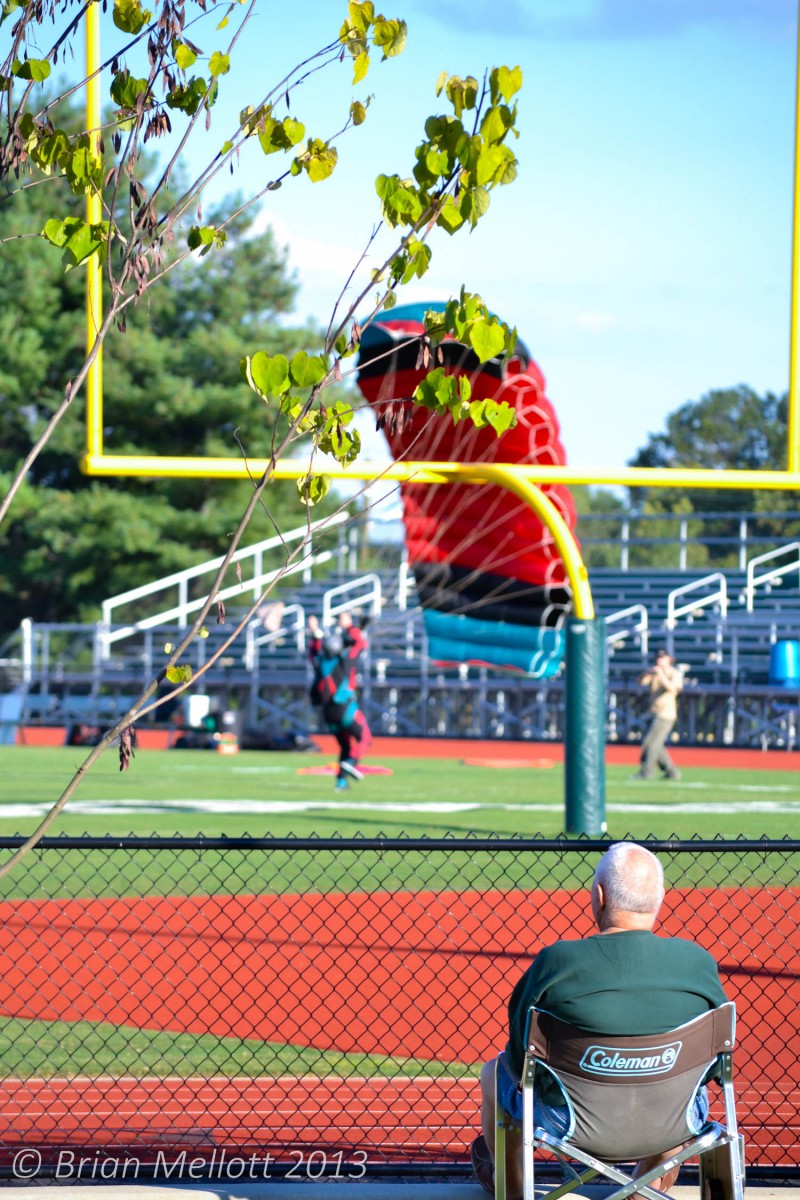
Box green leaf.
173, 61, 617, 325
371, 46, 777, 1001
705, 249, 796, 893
350, 100, 366, 126
112, 0, 151, 34
257, 115, 305, 155
0, 0, 26, 28
480, 103, 513, 146
490, 64, 523, 104
11, 57, 50, 82
166, 77, 207, 115
348, 0, 374, 32
474, 144, 509, 187
372, 17, 407, 58
209, 51, 230, 77
469, 318, 506, 364
352, 51, 369, 84
300, 139, 338, 183
375, 173, 423, 227
241, 351, 290, 398
187, 224, 226, 255
282, 117, 305, 146
64, 140, 103, 196
165, 664, 193, 684
32, 129, 70, 170
461, 183, 490, 227
399, 239, 432, 283
318, 407, 361, 464
413, 367, 459, 412
423, 146, 449, 177
289, 350, 327, 388
436, 195, 465, 234
261, 352, 290, 396
110, 70, 150, 111
297, 473, 332, 507
484, 399, 517, 435
444, 74, 478, 117
41, 216, 109, 269
174, 42, 197, 70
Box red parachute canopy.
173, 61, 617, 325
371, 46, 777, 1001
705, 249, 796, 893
356, 303, 577, 673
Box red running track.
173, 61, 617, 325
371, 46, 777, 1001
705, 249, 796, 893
0, 885, 797, 1165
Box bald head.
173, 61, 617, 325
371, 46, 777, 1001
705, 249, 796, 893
592, 843, 664, 931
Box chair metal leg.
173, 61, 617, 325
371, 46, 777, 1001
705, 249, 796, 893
495, 1058, 507, 1200
699, 1135, 746, 1200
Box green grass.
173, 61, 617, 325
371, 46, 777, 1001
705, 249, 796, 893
0, 744, 794, 898
0, 745, 797, 841
0, 746, 796, 1078
0, 1016, 470, 1079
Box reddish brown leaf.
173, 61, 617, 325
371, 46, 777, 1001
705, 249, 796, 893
118, 725, 136, 772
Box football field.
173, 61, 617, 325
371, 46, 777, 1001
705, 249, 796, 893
0, 741, 799, 840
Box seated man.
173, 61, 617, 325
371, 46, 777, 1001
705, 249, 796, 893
472, 842, 728, 1199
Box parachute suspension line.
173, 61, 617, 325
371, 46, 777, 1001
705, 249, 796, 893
455, 465, 593, 619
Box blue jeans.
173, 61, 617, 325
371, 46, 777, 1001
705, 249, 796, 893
496, 1052, 570, 1135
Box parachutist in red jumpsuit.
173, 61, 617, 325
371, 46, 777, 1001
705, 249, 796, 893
308, 612, 372, 789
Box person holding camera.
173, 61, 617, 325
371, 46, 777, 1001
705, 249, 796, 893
307, 612, 372, 790
633, 648, 683, 780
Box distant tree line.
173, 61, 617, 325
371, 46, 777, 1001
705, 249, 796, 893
0, 126, 320, 638
574, 386, 800, 570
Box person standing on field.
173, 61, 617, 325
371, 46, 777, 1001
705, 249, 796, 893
634, 649, 683, 780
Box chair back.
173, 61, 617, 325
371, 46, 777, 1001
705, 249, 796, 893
525, 1002, 735, 1160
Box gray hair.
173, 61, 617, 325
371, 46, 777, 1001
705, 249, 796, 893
594, 842, 664, 916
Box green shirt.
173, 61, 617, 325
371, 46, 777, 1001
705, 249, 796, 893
506, 929, 728, 1079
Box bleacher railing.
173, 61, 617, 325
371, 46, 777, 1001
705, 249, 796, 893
745, 543, 800, 612
98, 511, 352, 653
576, 509, 800, 571
0, 835, 795, 1182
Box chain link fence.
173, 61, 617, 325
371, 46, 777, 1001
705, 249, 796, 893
0, 836, 796, 1181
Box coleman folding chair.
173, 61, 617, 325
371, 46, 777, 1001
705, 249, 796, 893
495, 1001, 744, 1200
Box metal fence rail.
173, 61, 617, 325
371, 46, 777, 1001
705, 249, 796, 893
0, 836, 796, 1182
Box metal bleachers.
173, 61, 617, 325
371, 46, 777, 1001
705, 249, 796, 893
5, 520, 800, 747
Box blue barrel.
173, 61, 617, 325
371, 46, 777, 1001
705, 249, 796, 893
769, 640, 800, 687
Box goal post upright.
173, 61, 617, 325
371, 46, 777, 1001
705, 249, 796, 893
76, 3, 800, 838
85, 0, 103, 461
788, 3, 800, 473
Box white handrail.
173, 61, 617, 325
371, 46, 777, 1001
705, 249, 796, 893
101, 512, 350, 627
667, 573, 728, 629
605, 604, 649, 655
103, 552, 332, 647
322, 574, 383, 626
745, 542, 800, 612
397, 560, 413, 612
20, 618, 33, 685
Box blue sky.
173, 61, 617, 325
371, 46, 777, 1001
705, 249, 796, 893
102, 0, 798, 469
